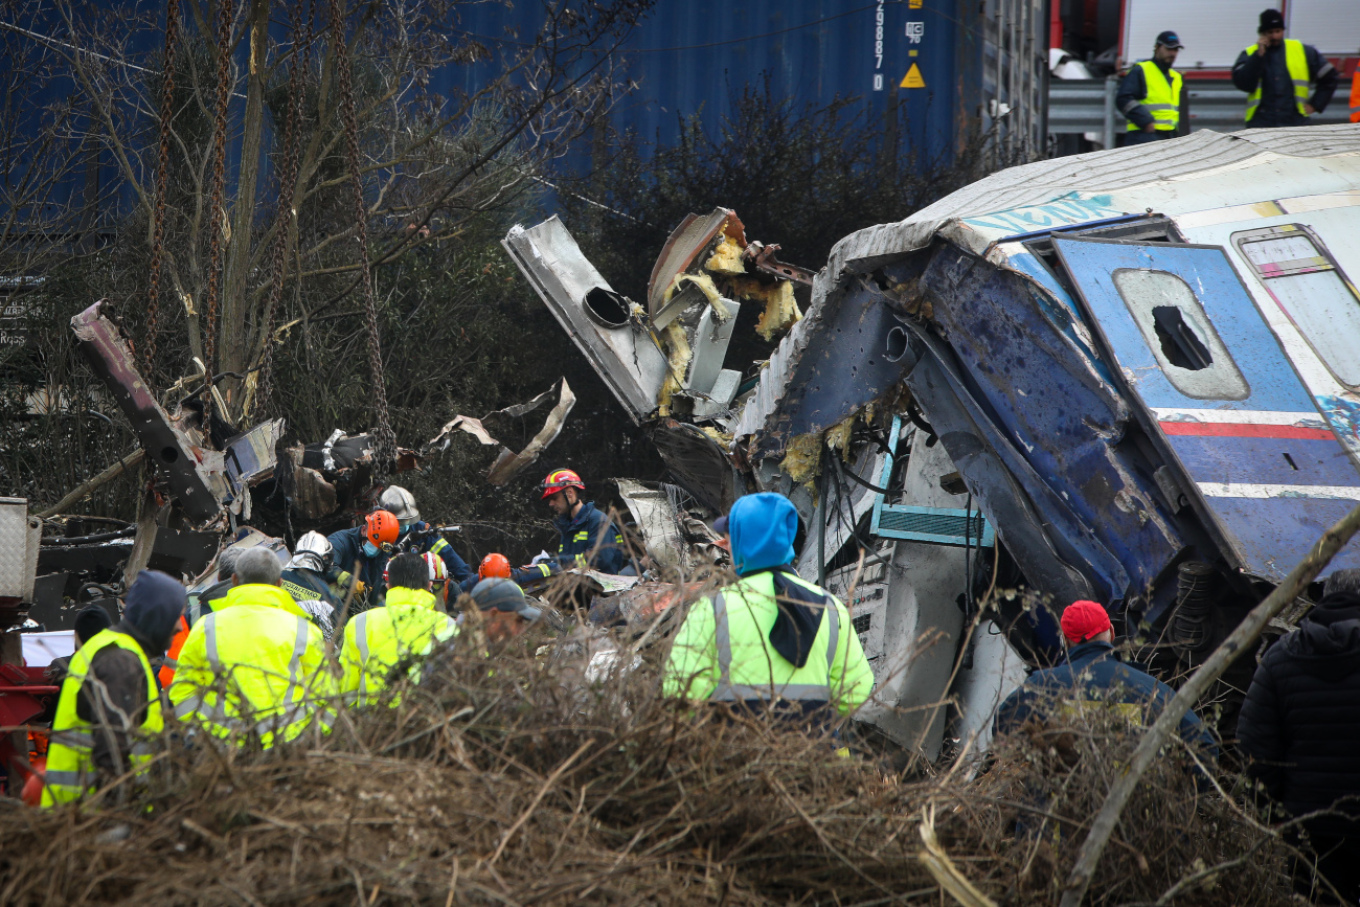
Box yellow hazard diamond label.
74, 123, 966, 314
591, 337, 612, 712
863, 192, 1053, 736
900, 63, 926, 89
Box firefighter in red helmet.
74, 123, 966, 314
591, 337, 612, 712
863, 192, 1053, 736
539, 469, 627, 575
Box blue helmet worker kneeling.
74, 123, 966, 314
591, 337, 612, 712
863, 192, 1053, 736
663, 492, 875, 721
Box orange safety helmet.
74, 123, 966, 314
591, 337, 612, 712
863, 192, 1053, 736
540, 468, 585, 500
366, 510, 401, 548
479, 552, 512, 579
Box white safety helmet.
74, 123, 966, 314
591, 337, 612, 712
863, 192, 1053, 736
288, 531, 332, 573
379, 485, 420, 524
424, 552, 449, 603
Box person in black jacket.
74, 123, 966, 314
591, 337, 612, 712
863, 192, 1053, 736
1231, 8, 1339, 128
1237, 568, 1360, 902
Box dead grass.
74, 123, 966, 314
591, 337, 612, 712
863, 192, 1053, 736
0, 625, 1301, 906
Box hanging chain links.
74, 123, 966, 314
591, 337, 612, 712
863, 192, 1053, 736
202, 0, 235, 425
327, 0, 396, 481
256, 1, 308, 414
142, 0, 182, 377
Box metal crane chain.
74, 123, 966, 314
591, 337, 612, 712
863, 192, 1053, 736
327, 0, 396, 479
142, 0, 181, 377
256, 1, 307, 413
202, 0, 234, 424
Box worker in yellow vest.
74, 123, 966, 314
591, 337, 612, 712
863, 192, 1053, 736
340, 552, 457, 704
1232, 8, 1339, 128
663, 493, 875, 725
1117, 30, 1187, 145
169, 547, 334, 749
42, 570, 186, 807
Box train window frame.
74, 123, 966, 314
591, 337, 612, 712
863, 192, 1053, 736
1111, 268, 1250, 401
1233, 224, 1360, 389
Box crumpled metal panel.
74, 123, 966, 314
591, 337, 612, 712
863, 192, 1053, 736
648, 420, 740, 515
902, 242, 1206, 617
646, 208, 741, 317
731, 305, 818, 442
750, 278, 920, 458
71, 300, 223, 523
503, 218, 667, 423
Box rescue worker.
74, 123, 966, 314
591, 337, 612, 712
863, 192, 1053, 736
378, 485, 474, 587
1117, 30, 1186, 144
468, 577, 542, 643
458, 551, 556, 594
280, 531, 340, 639
340, 552, 457, 704
327, 510, 400, 605
169, 547, 333, 748
281, 532, 340, 607
540, 469, 627, 575
42, 570, 185, 807
1232, 8, 1339, 128
663, 492, 874, 721
161, 548, 241, 689
994, 600, 1216, 758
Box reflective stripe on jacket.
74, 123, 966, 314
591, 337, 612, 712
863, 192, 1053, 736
42, 629, 163, 807
168, 583, 333, 748
1245, 39, 1311, 122
663, 571, 875, 715
340, 586, 457, 703
1126, 60, 1181, 131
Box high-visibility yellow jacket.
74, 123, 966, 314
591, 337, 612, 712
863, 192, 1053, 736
663, 571, 875, 716
1126, 60, 1182, 132
42, 629, 163, 807
1244, 39, 1311, 122
340, 586, 457, 703
169, 583, 333, 748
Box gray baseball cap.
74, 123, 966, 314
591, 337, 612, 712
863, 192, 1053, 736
470, 578, 541, 621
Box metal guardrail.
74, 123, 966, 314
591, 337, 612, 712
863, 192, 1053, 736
1049, 77, 1352, 147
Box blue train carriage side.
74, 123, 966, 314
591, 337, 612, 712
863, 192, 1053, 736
846, 125, 1360, 676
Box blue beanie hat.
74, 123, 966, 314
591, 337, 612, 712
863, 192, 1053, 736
728, 492, 799, 576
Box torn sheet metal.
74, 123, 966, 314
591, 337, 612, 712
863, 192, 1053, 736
427, 380, 577, 486
72, 301, 224, 524
486, 380, 577, 486
503, 218, 666, 423
648, 420, 741, 515
647, 209, 744, 317
615, 479, 685, 570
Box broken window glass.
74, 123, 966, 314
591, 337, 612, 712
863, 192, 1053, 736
1235, 226, 1360, 388
1111, 268, 1249, 400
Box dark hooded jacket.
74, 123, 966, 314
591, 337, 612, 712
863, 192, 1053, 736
76, 571, 185, 776
1237, 592, 1360, 834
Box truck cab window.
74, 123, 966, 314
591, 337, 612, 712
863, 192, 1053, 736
1111, 268, 1249, 400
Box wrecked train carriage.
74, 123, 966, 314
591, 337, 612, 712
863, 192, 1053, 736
505, 127, 1360, 759
750, 125, 1360, 671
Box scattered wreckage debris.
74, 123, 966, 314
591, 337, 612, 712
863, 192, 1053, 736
426, 378, 577, 486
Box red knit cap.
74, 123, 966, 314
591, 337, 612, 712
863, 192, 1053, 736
1061, 600, 1112, 644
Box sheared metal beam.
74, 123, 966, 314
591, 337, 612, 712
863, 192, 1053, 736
71, 300, 224, 523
